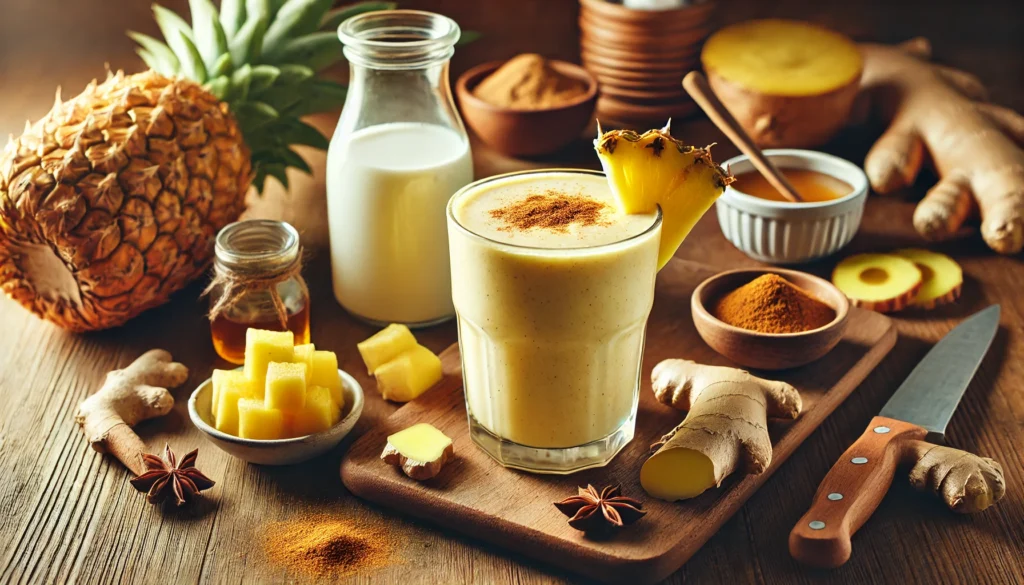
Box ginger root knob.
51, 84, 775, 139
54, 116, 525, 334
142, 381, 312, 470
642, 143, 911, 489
642, 359, 802, 501
859, 38, 1024, 254
75, 349, 189, 475
906, 441, 1006, 513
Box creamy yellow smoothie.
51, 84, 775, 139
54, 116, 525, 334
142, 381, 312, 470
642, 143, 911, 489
447, 170, 661, 473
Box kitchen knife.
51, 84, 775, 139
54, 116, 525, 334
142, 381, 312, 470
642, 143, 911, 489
789, 305, 1002, 568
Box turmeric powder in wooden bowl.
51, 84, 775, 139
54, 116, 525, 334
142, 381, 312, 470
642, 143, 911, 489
691, 268, 849, 370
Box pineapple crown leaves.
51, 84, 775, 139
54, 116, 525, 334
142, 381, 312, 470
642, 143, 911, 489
130, 0, 397, 192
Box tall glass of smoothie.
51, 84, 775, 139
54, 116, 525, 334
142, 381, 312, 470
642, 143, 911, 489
447, 169, 662, 473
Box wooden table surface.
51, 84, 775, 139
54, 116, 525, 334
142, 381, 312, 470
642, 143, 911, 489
2, 1, 1023, 584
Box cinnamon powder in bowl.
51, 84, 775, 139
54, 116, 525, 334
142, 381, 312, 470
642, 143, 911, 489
691, 268, 850, 370
473, 54, 590, 110
456, 57, 598, 157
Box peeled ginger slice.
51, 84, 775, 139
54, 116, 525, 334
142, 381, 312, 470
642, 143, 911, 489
381, 423, 454, 481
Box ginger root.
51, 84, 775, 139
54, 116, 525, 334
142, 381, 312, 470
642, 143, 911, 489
381, 423, 454, 481
858, 38, 1024, 254
906, 440, 1005, 513
75, 350, 188, 476
641, 359, 802, 501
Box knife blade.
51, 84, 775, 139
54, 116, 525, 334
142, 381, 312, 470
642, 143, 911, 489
879, 304, 1000, 439
788, 305, 1001, 568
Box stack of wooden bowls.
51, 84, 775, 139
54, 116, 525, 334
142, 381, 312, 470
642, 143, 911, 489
579, 0, 716, 126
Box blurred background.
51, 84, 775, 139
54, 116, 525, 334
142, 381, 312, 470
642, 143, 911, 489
2, 0, 1021, 139
1, 0, 1021, 245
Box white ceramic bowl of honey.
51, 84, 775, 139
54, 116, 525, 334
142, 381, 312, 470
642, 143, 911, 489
716, 149, 869, 264
188, 369, 364, 465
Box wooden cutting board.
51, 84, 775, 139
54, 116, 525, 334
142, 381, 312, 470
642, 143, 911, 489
341, 259, 896, 584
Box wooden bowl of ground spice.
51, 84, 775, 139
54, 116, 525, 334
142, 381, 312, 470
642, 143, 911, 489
456, 55, 598, 157
691, 269, 850, 370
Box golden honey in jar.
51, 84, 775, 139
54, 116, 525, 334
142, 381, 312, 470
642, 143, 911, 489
208, 220, 310, 364
733, 169, 852, 202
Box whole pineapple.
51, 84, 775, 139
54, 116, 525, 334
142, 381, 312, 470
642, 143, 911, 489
0, 0, 389, 331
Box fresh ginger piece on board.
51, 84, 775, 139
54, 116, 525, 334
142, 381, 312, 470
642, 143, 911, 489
381, 423, 454, 480
373, 344, 443, 403
357, 324, 417, 374
595, 124, 733, 269
641, 359, 802, 501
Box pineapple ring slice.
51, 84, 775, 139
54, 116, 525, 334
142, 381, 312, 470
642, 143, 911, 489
832, 253, 922, 313
893, 249, 964, 309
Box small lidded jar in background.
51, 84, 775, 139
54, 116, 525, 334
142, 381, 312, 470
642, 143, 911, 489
207, 220, 310, 364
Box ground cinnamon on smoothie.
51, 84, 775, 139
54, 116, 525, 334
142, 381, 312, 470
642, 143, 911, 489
474, 54, 589, 109
489, 190, 609, 231
713, 274, 835, 334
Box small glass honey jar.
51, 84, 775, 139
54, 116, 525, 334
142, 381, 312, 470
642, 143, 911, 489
207, 219, 310, 364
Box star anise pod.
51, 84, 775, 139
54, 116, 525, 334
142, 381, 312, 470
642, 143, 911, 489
554, 484, 646, 532
129, 444, 215, 506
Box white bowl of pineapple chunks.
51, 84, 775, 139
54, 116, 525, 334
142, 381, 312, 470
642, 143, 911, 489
188, 329, 364, 466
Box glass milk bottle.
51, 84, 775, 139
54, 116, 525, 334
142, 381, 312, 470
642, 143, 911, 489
327, 10, 473, 326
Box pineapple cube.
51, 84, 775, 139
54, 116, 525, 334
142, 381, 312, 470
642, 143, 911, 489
291, 386, 338, 436
293, 343, 315, 384
211, 369, 249, 418
373, 344, 443, 402
357, 324, 417, 374
237, 398, 285, 440
214, 382, 249, 436
244, 329, 294, 397
265, 362, 306, 411
311, 350, 344, 408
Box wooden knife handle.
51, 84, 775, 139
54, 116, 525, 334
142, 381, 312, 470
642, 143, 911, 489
789, 416, 927, 568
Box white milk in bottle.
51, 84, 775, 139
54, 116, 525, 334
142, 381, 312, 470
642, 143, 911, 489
328, 11, 472, 326
326, 122, 472, 325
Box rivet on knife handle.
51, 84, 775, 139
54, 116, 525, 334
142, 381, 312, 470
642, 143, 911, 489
788, 416, 927, 568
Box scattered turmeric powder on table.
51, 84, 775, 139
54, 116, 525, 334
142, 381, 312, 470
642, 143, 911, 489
712, 274, 835, 334
263, 514, 395, 577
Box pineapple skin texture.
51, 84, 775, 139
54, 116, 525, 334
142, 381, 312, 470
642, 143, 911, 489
0, 71, 250, 332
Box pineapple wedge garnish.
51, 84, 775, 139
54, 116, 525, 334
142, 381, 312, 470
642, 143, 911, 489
595, 122, 734, 269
